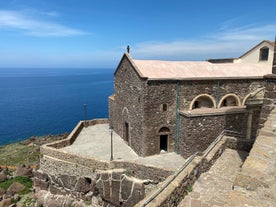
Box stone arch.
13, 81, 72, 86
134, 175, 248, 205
157, 126, 171, 152
158, 126, 170, 134
242, 93, 252, 106
122, 107, 129, 116
218, 93, 241, 108
189, 94, 216, 110
122, 107, 130, 145
242, 87, 266, 106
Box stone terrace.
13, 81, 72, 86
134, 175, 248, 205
62, 123, 185, 171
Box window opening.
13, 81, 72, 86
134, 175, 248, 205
192, 97, 213, 109
162, 104, 167, 111
259, 47, 269, 61
222, 96, 237, 107
124, 122, 129, 144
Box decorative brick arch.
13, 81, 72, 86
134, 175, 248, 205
189, 94, 216, 110
218, 93, 241, 108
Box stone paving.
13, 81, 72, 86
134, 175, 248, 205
178, 148, 248, 207
62, 124, 185, 171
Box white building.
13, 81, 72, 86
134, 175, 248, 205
208, 40, 275, 67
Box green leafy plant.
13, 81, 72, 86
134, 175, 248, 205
187, 185, 193, 192
125, 169, 132, 177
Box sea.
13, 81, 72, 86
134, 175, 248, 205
0, 68, 114, 146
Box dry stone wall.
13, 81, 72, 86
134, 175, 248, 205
96, 169, 146, 207
34, 168, 148, 207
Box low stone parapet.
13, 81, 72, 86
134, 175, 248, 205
45, 118, 108, 149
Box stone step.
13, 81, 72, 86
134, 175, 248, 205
260, 127, 276, 137
178, 149, 248, 207
259, 129, 276, 137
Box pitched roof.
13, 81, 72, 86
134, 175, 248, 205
131, 58, 271, 80
239, 40, 275, 58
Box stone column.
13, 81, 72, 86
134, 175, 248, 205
246, 108, 253, 139
246, 100, 262, 139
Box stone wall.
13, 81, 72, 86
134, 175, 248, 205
178, 108, 248, 158
142, 79, 263, 157
143, 80, 177, 156
96, 169, 145, 207
34, 168, 147, 207
38, 133, 174, 206
110, 54, 147, 156
178, 79, 264, 110
112, 160, 172, 183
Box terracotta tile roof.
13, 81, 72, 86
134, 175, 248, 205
132, 59, 271, 80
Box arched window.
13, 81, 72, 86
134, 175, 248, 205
259, 47, 269, 61
190, 94, 216, 110
218, 94, 241, 108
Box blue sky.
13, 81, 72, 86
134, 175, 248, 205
0, 0, 275, 68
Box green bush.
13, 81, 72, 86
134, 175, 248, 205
0, 176, 33, 195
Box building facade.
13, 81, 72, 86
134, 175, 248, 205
109, 53, 271, 158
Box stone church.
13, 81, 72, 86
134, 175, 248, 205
108, 41, 273, 158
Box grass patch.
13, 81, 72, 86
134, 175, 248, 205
0, 143, 40, 166
0, 176, 33, 195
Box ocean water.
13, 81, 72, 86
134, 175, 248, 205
0, 68, 114, 146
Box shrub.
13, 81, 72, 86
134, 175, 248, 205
0, 176, 33, 195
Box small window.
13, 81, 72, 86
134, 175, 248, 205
259, 47, 269, 61
162, 104, 168, 111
